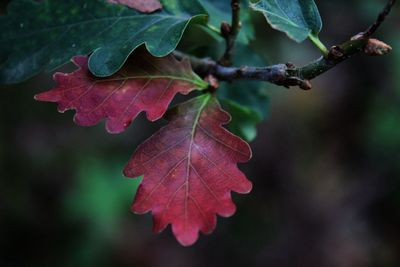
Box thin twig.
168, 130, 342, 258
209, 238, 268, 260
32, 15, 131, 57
175, 0, 396, 90
219, 0, 241, 66
362, 0, 396, 38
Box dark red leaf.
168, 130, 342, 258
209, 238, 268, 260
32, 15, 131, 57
124, 94, 252, 246
35, 49, 207, 134
107, 0, 162, 13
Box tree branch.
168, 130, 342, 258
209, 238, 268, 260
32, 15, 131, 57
174, 0, 396, 90
362, 0, 396, 38
219, 0, 241, 66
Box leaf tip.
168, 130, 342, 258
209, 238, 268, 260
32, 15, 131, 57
173, 227, 199, 247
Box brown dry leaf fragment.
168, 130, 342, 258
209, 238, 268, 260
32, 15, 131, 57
107, 0, 162, 13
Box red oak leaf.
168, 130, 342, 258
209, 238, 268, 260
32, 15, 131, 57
35, 49, 207, 134
124, 94, 252, 246
107, 0, 162, 13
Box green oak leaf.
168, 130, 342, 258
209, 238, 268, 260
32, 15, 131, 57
0, 0, 207, 84
250, 0, 322, 43
221, 99, 263, 142
218, 44, 270, 142
199, 0, 255, 44
219, 82, 269, 142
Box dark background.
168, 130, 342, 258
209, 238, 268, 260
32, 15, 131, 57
1, 0, 400, 266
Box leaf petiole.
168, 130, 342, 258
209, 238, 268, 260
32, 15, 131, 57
308, 34, 329, 56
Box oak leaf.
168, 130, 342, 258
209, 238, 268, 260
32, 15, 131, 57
35, 49, 207, 133
250, 0, 322, 43
124, 94, 252, 246
0, 0, 207, 83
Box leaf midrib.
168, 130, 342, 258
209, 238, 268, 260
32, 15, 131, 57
183, 94, 212, 223
252, 0, 315, 34
257, 8, 304, 31
96, 75, 205, 88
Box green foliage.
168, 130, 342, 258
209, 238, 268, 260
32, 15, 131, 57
250, 0, 323, 43
218, 44, 270, 141
222, 99, 262, 141
0, 0, 207, 83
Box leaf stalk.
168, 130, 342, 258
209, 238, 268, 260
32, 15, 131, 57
308, 34, 329, 57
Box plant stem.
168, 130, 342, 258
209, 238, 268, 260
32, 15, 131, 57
174, 0, 396, 90
219, 0, 241, 66
362, 0, 396, 38
308, 34, 329, 56
175, 33, 371, 90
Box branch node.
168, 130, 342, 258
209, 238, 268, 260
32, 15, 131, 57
299, 80, 313, 90
204, 74, 219, 91
220, 22, 231, 38
327, 46, 345, 60
285, 62, 296, 69
364, 39, 393, 56
219, 0, 241, 66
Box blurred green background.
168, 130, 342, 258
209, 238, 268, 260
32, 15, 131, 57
1, 0, 399, 266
